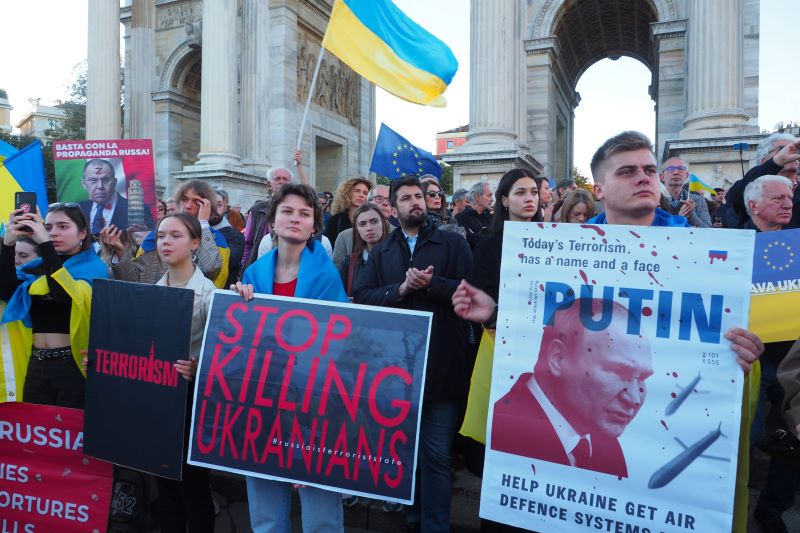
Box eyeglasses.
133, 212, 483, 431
426, 191, 445, 198
48, 202, 81, 209
83, 177, 114, 187
665, 165, 686, 172
370, 195, 389, 203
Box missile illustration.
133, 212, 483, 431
665, 373, 702, 416
648, 423, 728, 489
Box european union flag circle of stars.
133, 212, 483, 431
764, 240, 795, 272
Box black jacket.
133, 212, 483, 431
470, 233, 503, 303
455, 206, 491, 250
725, 158, 800, 229
324, 212, 352, 248
216, 225, 245, 287
353, 223, 473, 402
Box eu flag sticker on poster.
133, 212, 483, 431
481, 222, 755, 533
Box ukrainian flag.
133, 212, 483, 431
688, 173, 716, 196
749, 229, 800, 342
0, 140, 48, 224
322, 0, 458, 107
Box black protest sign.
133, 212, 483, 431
188, 293, 432, 504
84, 279, 193, 480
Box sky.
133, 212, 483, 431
0, 0, 797, 180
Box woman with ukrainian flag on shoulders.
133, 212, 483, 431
0, 203, 108, 407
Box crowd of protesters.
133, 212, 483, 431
5, 130, 800, 533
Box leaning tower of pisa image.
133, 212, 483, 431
128, 179, 146, 226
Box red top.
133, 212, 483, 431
273, 278, 297, 297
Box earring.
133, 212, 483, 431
192, 250, 198, 263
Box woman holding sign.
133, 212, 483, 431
153, 212, 216, 533
0, 204, 108, 407
232, 183, 348, 533
463, 169, 539, 533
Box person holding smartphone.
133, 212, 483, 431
0, 204, 108, 407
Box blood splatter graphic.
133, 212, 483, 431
602, 238, 608, 244
671, 392, 677, 399
642, 307, 652, 317
537, 223, 544, 229
724, 308, 731, 313
630, 231, 641, 238
661, 420, 669, 431
539, 284, 545, 291
581, 225, 606, 236
672, 372, 678, 378
640, 243, 646, 248
531, 464, 536, 475
651, 251, 658, 257
648, 272, 664, 286
579, 270, 589, 284
672, 255, 678, 260
518, 253, 524, 259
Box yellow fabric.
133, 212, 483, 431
0, 164, 23, 226
460, 329, 495, 444
0, 302, 31, 402
732, 362, 760, 533
214, 246, 230, 289
322, 0, 448, 107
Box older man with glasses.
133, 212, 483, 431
658, 157, 711, 227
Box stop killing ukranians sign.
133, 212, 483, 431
189, 292, 432, 504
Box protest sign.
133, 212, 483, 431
188, 292, 432, 503
53, 139, 157, 231
0, 402, 113, 533
84, 279, 193, 480
749, 228, 800, 343
481, 222, 755, 532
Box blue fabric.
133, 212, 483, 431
246, 477, 343, 533
1, 249, 108, 327
0, 140, 18, 159
342, 0, 458, 84
242, 240, 348, 303
587, 208, 689, 228
369, 123, 441, 180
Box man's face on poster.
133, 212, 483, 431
557, 323, 653, 437
82, 161, 117, 205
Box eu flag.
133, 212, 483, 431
369, 123, 441, 181
750, 228, 800, 342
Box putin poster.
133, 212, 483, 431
481, 222, 755, 532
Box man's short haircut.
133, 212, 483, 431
743, 175, 793, 217
216, 189, 229, 202
555, 179, 576, 193
389, 175, 422, 207
451, 188, 469, 204
661, 157, 688, 172
533, 299, 635, 377
468, 181, 488, 202
590, 131, 654, 183
267, 183, 324, 235
267, 166, 294, 182
82, 158, 115, 180
756, 133, 796, 164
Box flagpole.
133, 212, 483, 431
295, 45, 325, 161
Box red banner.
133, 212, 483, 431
0, 402, 113, 533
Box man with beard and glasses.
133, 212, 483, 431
353, 176, 473, 533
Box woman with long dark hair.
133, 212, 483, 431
464, 169, 539, 533
534, 176, 554, 222
340, 203, 389, 297
153, 213, 216, 533
422, 180, 448, 226
0, 204, 107, 407
232, 184, 347, 533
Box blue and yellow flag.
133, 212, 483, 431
688, 174, 716, 196
322, 0, 458, 107
369, 123, 441, 180
749, 228, 800, 342
0, 140, 48, 224
0, 140, 18, 162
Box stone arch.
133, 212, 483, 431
159, 43, 201, 94
530, 0, 678, 40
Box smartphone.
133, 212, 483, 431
15, 192, 36, 214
